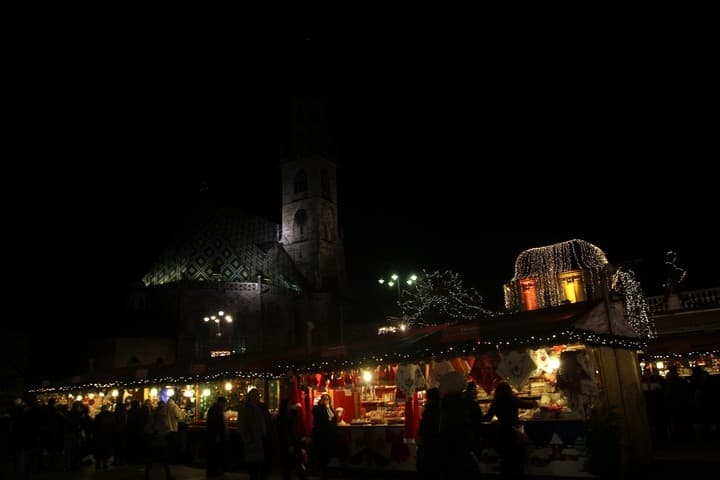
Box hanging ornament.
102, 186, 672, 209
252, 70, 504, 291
496, 349, 536, 391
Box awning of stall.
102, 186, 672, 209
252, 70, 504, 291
263, 323, 448, 374
432, 299, 643, 354
653, 308, 720, 335
266, 301, 618, 374
28, 300, 637, 393
476, 299, 607, 339
643, 330, 720, 356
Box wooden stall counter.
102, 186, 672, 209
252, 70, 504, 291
330, 424, 416, 471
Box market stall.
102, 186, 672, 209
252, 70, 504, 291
271, 298, 651, 477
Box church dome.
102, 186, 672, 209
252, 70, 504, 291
142, 208, 304, 291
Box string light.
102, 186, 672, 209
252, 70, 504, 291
640, 349, 719, 360
505, 239, 609, 310
29, 324, 644, 393
662, 249, 687, 292
611, 267, 656, 339
29, 239, 662, 395
399, 269, 495, 326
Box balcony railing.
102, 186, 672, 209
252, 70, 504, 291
646, 287, 720, 314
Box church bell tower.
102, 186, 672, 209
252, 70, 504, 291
280, 90, 346, 294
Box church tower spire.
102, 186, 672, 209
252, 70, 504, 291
280, 41, 346, 294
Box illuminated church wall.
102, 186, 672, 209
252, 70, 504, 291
127, 90, 345, 362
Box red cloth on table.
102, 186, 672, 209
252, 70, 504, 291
299, 389, 313, 438
403, 391, 420, 440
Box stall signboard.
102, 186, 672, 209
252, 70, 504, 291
440, 323, 482, 344
321, 344, 348, 358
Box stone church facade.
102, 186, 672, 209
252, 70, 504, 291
128, 94, 347, 364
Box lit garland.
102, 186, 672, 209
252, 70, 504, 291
28, 370, 281, 394
398, 269, 495, 326
505, 239, 609, 310
640, 349, 719, 360
611, 267, 656, 339
29, 327, 644, 393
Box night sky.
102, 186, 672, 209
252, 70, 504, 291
3, 25, 717, 380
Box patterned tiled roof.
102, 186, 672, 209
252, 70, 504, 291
142, 208, 303, 291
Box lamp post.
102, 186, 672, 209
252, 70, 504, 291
378, 273, 418, 315
203, 310, 233, 337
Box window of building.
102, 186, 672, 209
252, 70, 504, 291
321, 169, 330, 198
558, 270, 586, 304
520, 278, 539, 311
294, 209, 307, 236
294, 170, 307, 193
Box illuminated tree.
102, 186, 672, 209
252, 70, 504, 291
398, 269, 494, 326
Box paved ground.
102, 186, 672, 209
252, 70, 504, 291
2, 437, 719, 479
0, 458, 415, 480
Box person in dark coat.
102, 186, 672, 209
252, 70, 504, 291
205, 396, 229, 478
311, 393, 337, 480
112, 401, 128, 466
437, 372, 485, 479
238, 388, 270, 480
276, 399, 307, 480
41, 397, 65, 472
416, 387, 441, 480
483, 381, 538, 479
126, 399, 149, 464
92, 404, 114, 470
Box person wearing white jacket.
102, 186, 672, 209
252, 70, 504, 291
165, 398, 185, 462
166, 398, 185, 432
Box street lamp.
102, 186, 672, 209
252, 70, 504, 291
378, 273, 418, 316
203, 310, 233, 337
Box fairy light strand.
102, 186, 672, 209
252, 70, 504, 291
29, 327, 644, 393
611, 267, 656, 339
506, 239, 609, 310
398, 270, 495, 326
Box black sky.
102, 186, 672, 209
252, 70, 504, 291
3, 22, 718, 379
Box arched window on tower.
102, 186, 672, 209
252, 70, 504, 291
294, 209, 307, 237
294, 170, 307, 194
321, 169, 330, 199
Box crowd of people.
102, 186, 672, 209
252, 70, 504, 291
642, 364, 720, 445
202, 387, 338, 480
0, 379, 538, 480
416, 372, 538, 480
0, 387, 332, 480
0, 394, 187, 478
8, 365, 712, 480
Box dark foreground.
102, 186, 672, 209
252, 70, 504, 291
2, 437, 719, 480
